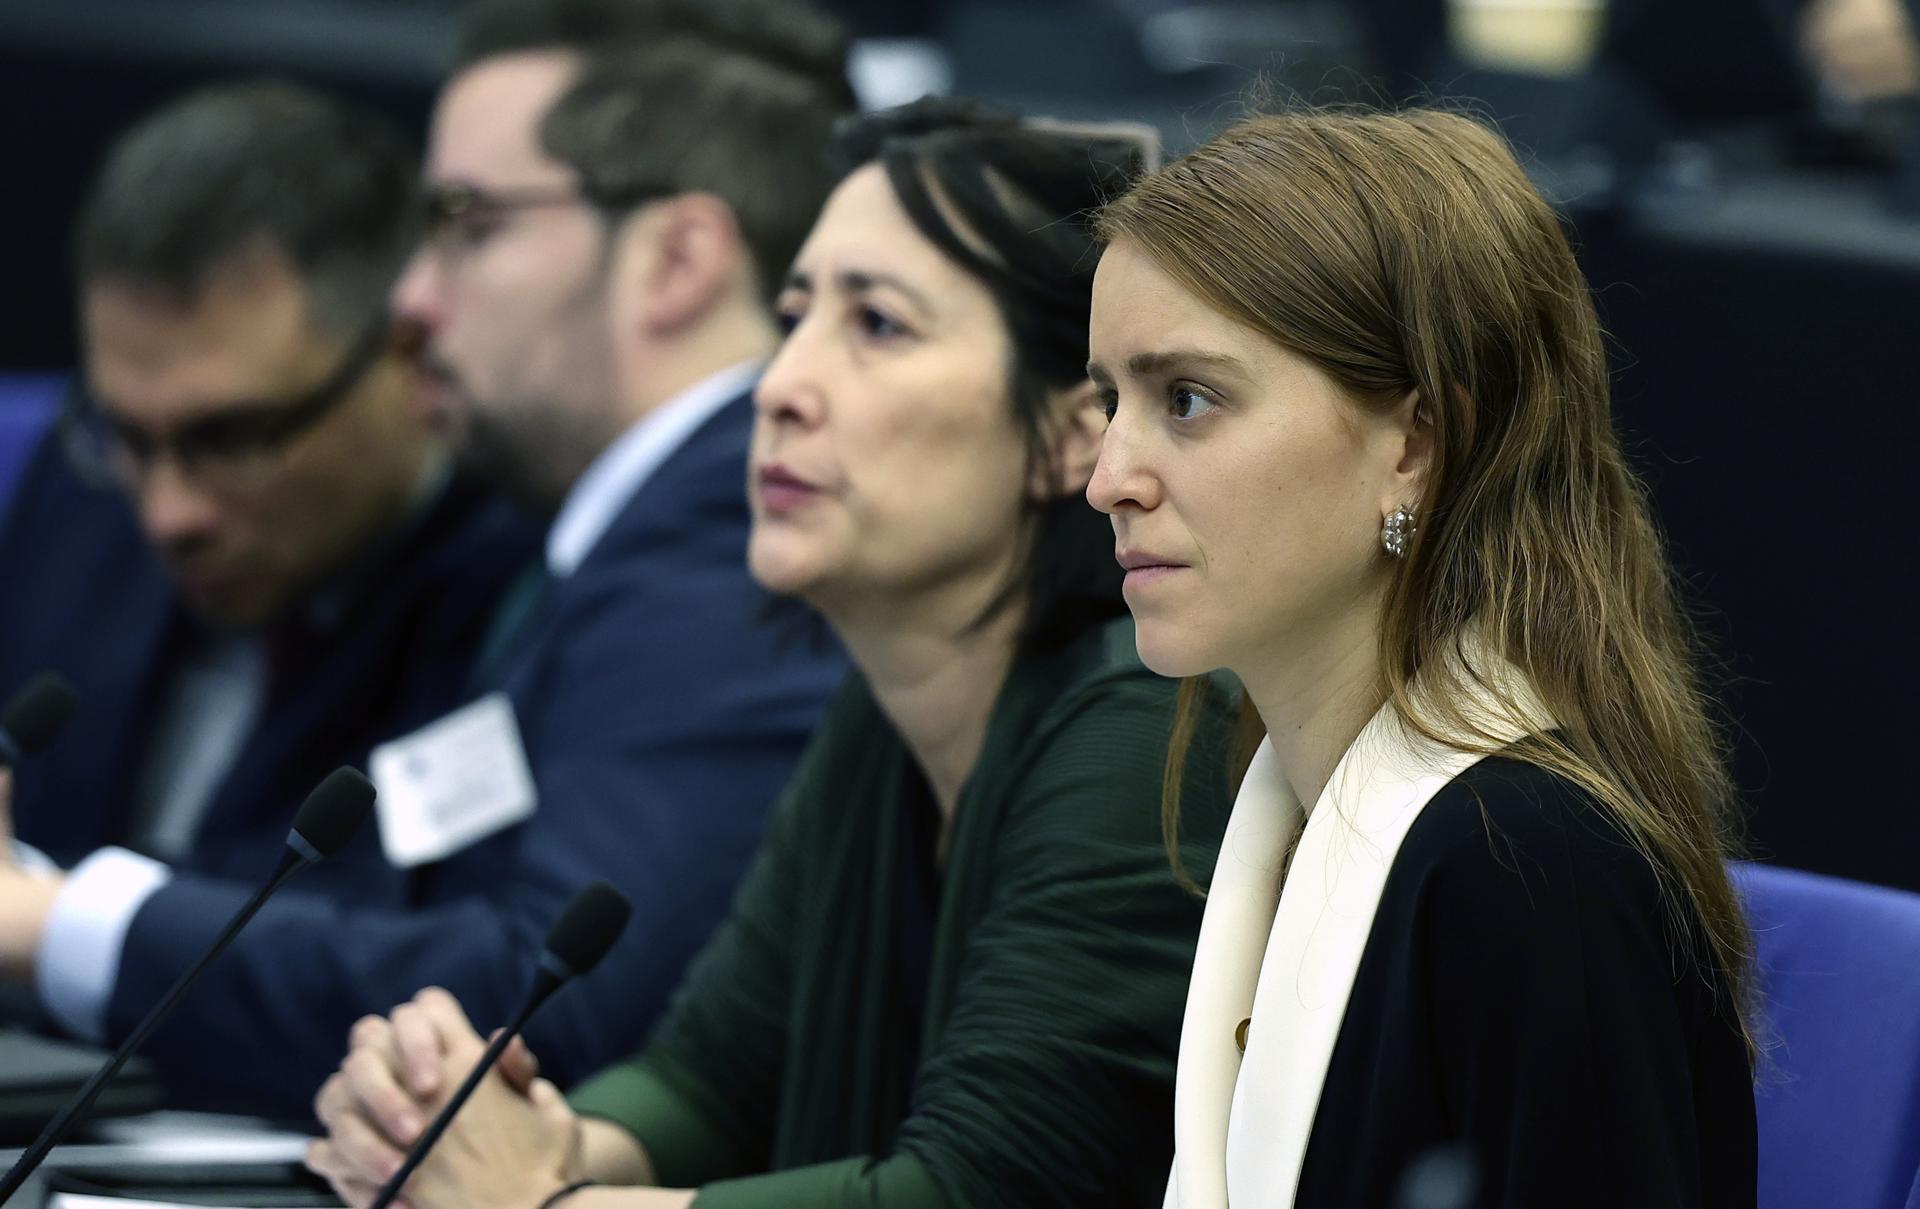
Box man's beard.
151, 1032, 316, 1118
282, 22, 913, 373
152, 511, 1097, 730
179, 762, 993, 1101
453, 387, 617, 515
427, 317, 619, 514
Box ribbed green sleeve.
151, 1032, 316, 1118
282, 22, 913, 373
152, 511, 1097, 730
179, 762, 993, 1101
570, 1067, 951, 1208
692, 1155, 949, 1208
571, 1059, 951, 1208
566, 1063, 734, 1188
889, 673, 1211, 1208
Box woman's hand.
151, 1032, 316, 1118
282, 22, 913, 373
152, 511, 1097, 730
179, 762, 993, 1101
306, 986, 580, 1209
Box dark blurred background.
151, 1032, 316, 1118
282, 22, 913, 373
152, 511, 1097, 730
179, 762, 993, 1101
3, 0, 1917, 889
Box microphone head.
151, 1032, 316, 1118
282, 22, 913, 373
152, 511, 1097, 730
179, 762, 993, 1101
1394, 1145, 1480, 1209
289, 767, 376, 860
1, 672, 77, 756
544, 882, 632, 978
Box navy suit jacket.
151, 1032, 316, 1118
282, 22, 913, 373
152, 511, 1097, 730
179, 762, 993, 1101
102, 391, 847, 1112
0, 428, 539, 897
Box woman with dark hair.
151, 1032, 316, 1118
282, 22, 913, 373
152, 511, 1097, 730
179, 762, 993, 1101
305, 99, 1230, 1209
1087, 107, 1756, 1207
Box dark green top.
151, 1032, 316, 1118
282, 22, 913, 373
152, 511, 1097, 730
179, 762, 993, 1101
569, 618, 1231, 1208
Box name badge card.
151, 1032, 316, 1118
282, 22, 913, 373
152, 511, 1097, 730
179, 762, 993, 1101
370, 692, 537, 867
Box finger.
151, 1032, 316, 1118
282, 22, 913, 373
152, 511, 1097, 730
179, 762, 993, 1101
313, 1072, 349, 1128
529, 1077, 573, 1132
529, 1078, 578, 1142
401, 986, 485, 1092
341, 1179, 398, 1209
341, 1045, 426, 1146
528, 1078, 582, 1179
348, 1013, 395, 1053
334, 1171, 401, 1209
389, 1000, 452, 1100
496, 1032, 541, 1092
413, 985, 479, 1042
326, 1103, 410, 1190
306, 1141, 394, 1209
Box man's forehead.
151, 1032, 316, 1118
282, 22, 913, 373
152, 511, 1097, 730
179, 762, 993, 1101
83, 268, 325, 417
430, 51, 580, 184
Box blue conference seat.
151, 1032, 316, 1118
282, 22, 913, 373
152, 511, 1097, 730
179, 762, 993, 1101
1736, 862, 1920, 1209
0, 375, 63, 518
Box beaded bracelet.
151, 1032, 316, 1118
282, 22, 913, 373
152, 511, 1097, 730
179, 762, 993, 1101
536, 1178, 601, 1208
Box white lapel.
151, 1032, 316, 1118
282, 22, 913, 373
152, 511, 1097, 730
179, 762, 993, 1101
1166, 737, 1301, 1209
1166, 691, 1532, 1208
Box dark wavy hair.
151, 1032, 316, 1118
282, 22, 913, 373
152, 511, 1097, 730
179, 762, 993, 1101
833, 98, 1152, 654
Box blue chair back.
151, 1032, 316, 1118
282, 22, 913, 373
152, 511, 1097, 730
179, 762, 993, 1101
0, 375, 63, 518
1736, 862, 1920, 1209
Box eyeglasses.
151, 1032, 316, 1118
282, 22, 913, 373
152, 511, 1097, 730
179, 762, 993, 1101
61, 314, 395, 497
419, 180, 679, 254
422, 182, 586, 252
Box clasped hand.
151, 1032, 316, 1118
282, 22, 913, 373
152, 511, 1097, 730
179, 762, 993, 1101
0, 769, 65, 979
307, 986, 582, 1209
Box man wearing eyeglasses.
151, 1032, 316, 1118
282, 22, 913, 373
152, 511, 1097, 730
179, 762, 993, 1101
0, 0, 854, 1114
0, 83, 536, 1070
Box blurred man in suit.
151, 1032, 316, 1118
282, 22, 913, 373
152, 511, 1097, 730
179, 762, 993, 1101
0, 0, 853, 1113
0, 79, 536, 1018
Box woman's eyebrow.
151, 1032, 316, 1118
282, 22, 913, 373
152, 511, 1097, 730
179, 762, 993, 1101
1123, 348, 1247, 378
783, 264, 937, 320
836, 268, 934, 317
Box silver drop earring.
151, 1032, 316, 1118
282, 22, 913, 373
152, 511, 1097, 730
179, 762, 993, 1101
1381, 505, 1416, 558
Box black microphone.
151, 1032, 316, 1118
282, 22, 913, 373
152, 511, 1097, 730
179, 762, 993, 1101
0, 766, 376, 1202
0, 673, 77, 768
1394, 1144, 1481, 1209
369, 882, 633, 1209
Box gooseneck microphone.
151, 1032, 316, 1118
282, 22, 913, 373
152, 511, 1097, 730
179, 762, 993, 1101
1394, 1145, 1481, 1209
0, 766, 377, 1202
0, 673, 77, 768
369, 882, 633, 1209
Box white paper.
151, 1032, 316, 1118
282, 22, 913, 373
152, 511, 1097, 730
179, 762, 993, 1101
369, 693, 538, 867
0, 1112, 313, 1170
30, 1112, 324, 1208
50, 1197, 277, 1209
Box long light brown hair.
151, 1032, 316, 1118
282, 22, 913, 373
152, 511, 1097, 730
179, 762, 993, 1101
1100, 108, 1753, 1043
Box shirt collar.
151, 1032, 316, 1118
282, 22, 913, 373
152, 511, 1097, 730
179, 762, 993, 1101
545, 361, 761, 578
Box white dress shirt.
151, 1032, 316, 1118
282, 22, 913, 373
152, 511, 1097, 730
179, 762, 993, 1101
545, 361, 760, 577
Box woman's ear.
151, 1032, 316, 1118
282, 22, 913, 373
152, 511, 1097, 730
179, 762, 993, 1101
1387, 388, 1436, 508
1029, 379, 1107, 502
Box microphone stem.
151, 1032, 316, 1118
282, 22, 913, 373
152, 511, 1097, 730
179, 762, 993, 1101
0, 856, 306, 1202
369, 985, 550, 1209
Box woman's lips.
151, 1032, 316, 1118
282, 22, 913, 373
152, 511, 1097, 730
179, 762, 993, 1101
1122, 565, 1186, 587
756, 464, 819, 515
1115, 548, 1190, 588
